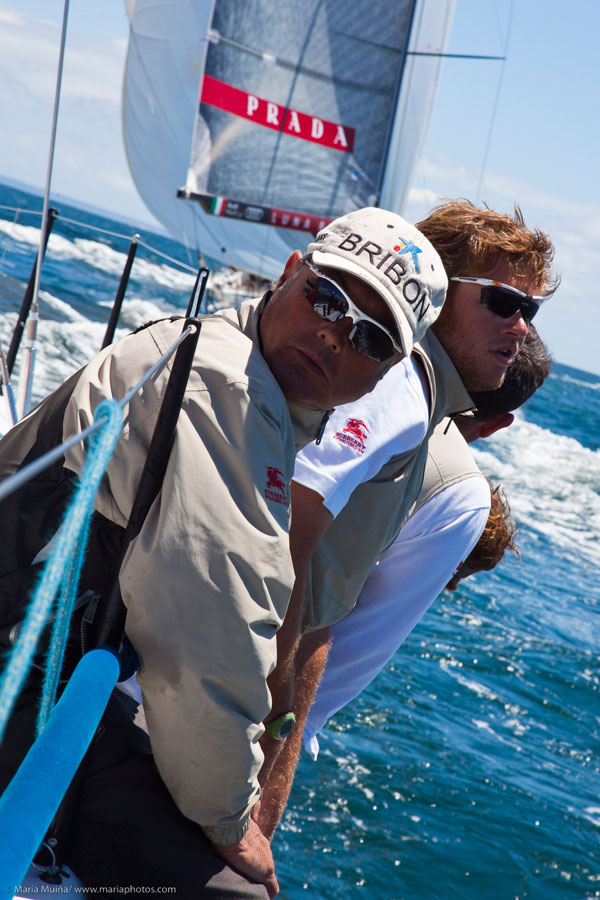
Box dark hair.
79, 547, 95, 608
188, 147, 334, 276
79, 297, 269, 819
466, 324, 552, 421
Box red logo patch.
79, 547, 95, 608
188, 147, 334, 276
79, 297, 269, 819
334, 418, 370, 455
264, 466, 288, 505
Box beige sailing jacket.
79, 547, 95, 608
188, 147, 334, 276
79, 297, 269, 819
304, 330, 474, 629
63, 299, 324, 844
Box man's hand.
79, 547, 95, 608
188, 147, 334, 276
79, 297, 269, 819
211, 819, 279, 898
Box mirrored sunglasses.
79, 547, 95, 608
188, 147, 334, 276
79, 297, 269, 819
451, 276, 544, 324
303, 263, 403, 362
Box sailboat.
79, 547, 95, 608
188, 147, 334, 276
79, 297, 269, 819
123, 0, 456, 279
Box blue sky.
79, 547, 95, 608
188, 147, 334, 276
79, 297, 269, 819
0, 0, 598, 373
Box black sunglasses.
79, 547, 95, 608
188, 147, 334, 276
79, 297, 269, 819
302, 263, 403, 362
451, 276, 544, 325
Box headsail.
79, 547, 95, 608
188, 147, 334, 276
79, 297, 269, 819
123, 0, 455, 279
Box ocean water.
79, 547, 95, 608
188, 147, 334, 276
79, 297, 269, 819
1, 182, 599, 899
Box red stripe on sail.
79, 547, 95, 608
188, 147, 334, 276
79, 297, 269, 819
200, 75, 355, 154
268, 208, 332, 232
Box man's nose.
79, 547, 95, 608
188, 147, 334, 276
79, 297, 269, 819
504, 309, 529, 337
317, 317, 351, 353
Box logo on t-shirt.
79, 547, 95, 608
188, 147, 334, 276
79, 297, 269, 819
264, 466, 288, 505
334, 418, 370, 454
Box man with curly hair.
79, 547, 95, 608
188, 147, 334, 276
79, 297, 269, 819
444, 483, 518, 592
257, 201, 556, 835
291, 201, 559, 631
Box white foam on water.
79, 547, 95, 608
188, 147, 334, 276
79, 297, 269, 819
583, 807, 600, 828
0, 219, 42, 246
38, 288, 88, 322
27, 319, 105, 399
107, 296, 172, 330
50, 236, 196, 298
0, 405, 12, 435
0, 308, 17, 345
50, 234, 130, 275
2, 289, 174, 408
132, 254, 197, 292
59, 237, 196, 295
439, 658, 498, 701
560, 372, 600, 392
472, 413, 600, 567
0, 218, 197, 295
0, 221, 135, 279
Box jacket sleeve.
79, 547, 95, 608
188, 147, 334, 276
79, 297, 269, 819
64, 322, 296, 844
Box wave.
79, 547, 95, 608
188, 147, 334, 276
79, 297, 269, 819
557, 371, 600, 392
1, 291, 172, 406
472, 415, 600, 567
0, 219, 195, 290
0, 218, 42, 246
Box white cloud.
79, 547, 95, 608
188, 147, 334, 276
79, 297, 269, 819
0, 16, 61, 103
0, 8, 22, 24
0, 2, 136, 216
0, 8, 125, 106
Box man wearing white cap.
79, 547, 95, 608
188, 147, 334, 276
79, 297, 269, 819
0, 207, 446, 897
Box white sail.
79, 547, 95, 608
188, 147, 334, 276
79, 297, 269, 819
123, 0, 455, 279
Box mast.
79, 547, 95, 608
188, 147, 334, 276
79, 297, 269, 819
17, 0, 71, 419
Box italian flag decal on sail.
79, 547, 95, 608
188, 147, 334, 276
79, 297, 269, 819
208, 196, 227, 216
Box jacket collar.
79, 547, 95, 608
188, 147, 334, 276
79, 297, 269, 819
235, 294, 329, 451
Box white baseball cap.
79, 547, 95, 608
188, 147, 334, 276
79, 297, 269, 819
307, 207, 447, 356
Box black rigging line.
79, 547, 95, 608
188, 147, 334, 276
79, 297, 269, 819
476, 0, 516, 201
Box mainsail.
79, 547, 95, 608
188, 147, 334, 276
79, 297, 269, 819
123, 0, 455, 279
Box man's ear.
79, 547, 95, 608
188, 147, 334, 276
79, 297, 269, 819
274, 250, 304, 289
478, 412, 514, 439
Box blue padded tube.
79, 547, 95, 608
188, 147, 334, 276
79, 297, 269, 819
0, 648, 119, 885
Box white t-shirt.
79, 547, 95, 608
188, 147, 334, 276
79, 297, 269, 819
293, 356, 428, 517
303, 474, 490, 759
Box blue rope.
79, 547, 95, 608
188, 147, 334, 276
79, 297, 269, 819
0, 400, 123, 744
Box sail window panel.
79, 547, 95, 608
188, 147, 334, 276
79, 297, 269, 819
188, 0, 417, 220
